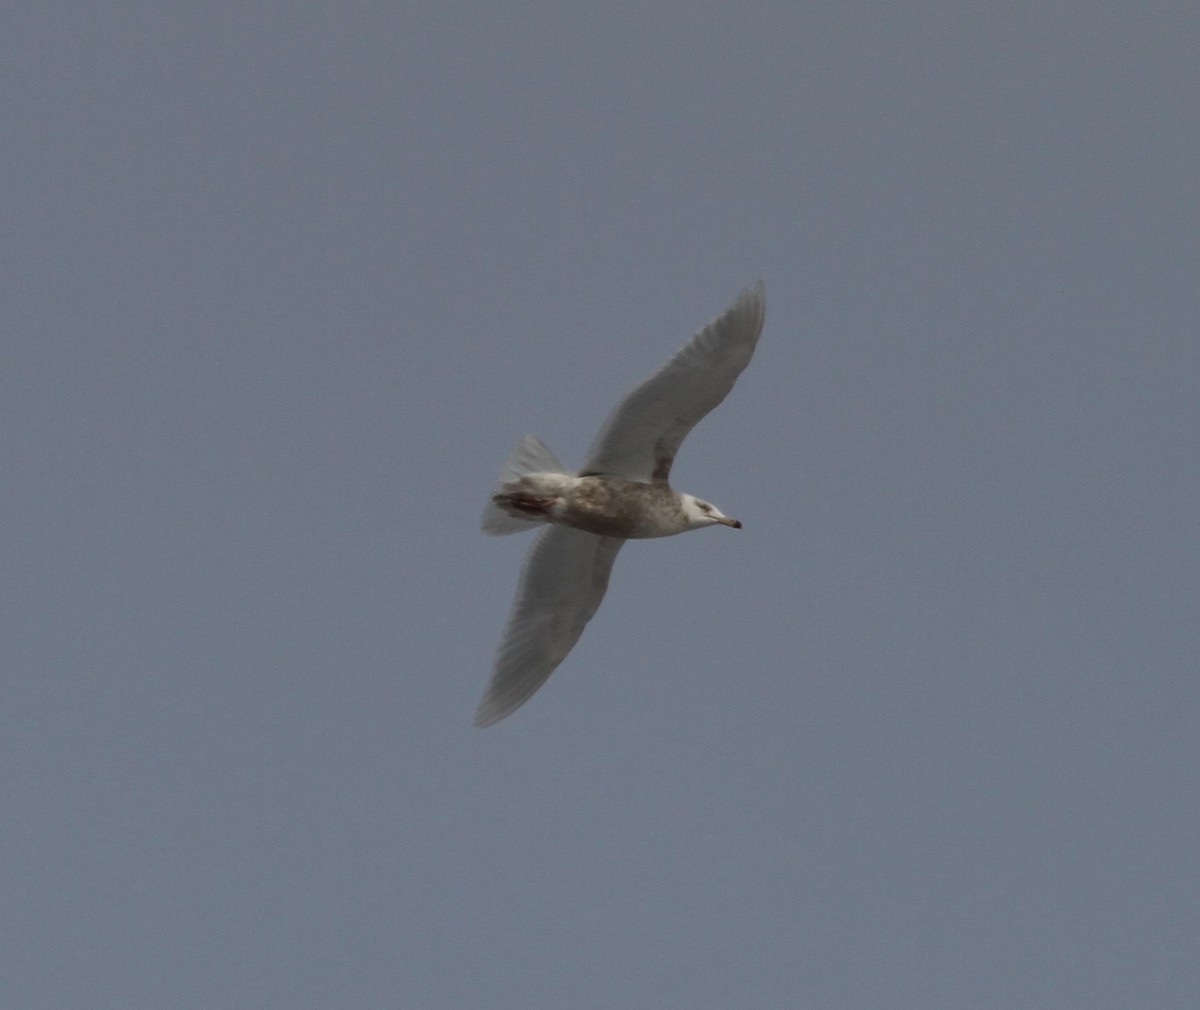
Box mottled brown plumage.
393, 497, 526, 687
493, 474, 691, 539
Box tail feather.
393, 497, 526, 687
481, 435, 569, 535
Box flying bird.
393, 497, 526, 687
476, 283, 766, 726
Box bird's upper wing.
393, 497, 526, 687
475, 527, 625, 727
580, 283, 765, 483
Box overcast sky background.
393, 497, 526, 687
4, 4, 1198, 1008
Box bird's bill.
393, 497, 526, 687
716, 516, 742, 529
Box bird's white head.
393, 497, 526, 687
681, 494, 742, 530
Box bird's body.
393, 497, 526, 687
492, 471, 731, 539
475, 283, 766, 726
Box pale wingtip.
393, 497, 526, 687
741, 280, 765, 326
472, 695, 515, 728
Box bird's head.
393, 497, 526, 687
681, 494, 742, 530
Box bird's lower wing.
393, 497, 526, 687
475, 527, 625, 727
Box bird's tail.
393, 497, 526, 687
481, 434, 570, 534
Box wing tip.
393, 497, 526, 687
739, 281, 766, 333
472, 683, 532, 727
473, 706, 503, 728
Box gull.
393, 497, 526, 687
475, 283, 766, 726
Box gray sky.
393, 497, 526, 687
5, 4, 1198, 1008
